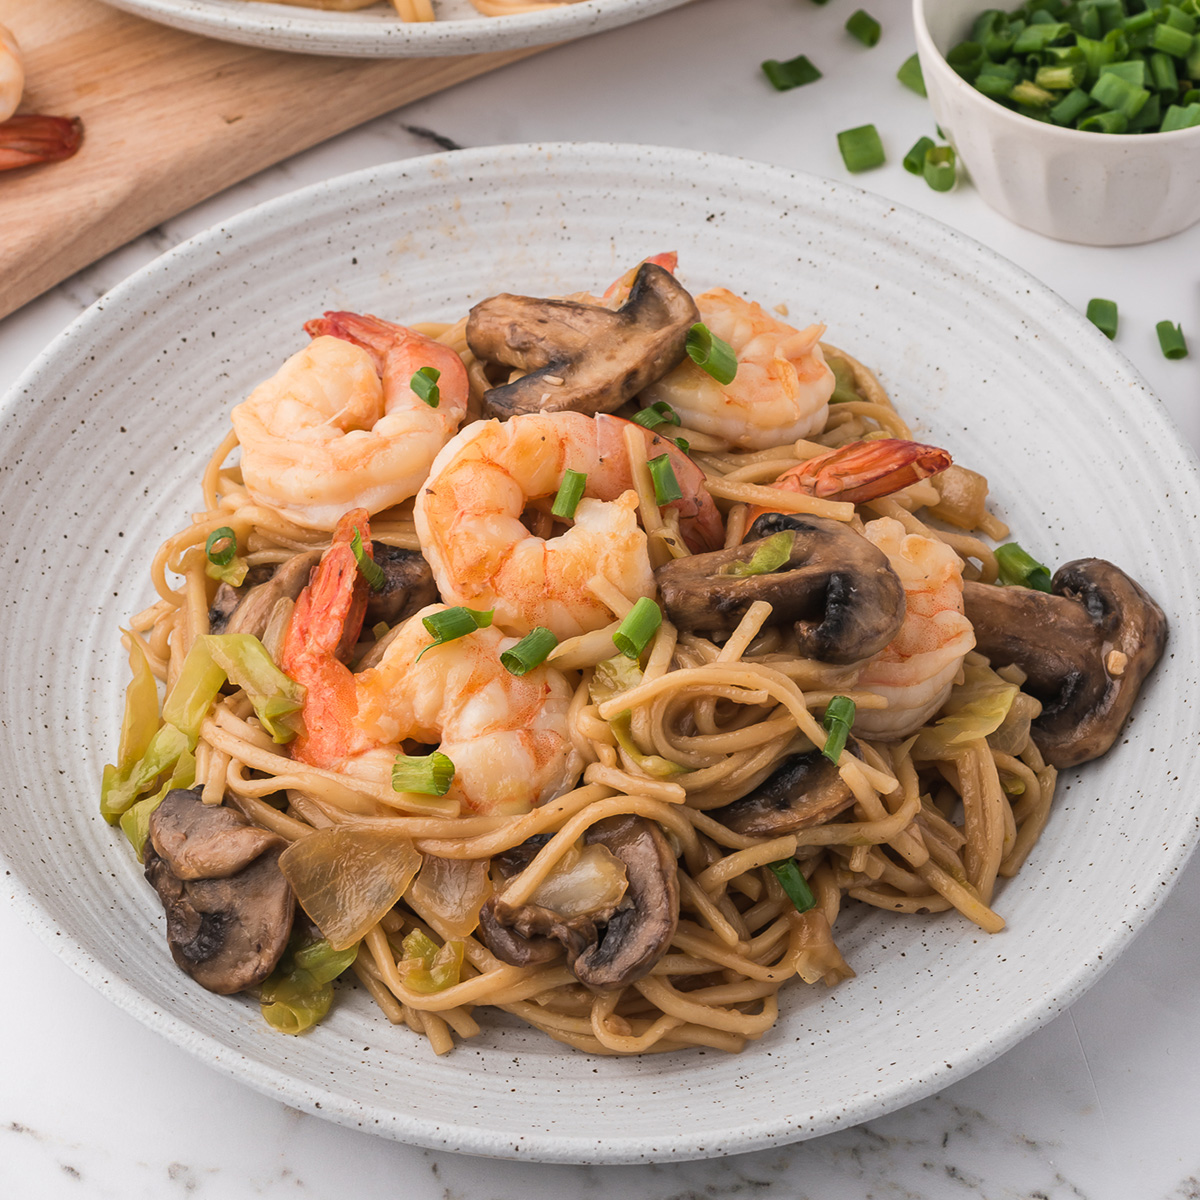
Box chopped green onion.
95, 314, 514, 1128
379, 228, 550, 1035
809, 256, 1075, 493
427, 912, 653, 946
1149, 51, 1179, 91
723, 530, 796, 578
1050, 86, 1093, 123
686, 323, 738, 385
205, 526, 237, 567
1011, 79, 1057, 105
1086, 297, 1119, 339
500, 627, 558, 676
630, 400, 682, 431
1161, 101, 1200, 129
924, 145, 957, 191
1079, 108, 1130, 130
551, 468, 588, 520
762, 54, 823, 90
903, 135, 937, 174
1157, 320, 1189, 359
1151, 21, 1193, 55
1099, 59, 1147, 87
1165, 4, 1197, 35
846, 9, 882, 46
821, 695, 856, 763
995, 543, 1053, 591
674, 437, 691, 454
897, 52, 928, 95
647, 453, 683, 505
418, 606, 494, 660
768, 858, 816, 914
1090, 70, 1150, 116
837, 124, 886, 172
349, 528, 386, 592
410, 366, 441, 408
613, 596, 662, 660
1035, 62, 1086, 87
392, 751, 456, 796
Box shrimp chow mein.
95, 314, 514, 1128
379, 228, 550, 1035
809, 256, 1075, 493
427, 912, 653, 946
101, 254, 1167, 1057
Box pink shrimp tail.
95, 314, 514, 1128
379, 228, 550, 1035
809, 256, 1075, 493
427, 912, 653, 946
304, 311, 401, 371
0, 115, 83, 171
280, 509, 373, 768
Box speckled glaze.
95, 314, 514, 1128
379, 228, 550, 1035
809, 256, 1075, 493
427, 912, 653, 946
2, 143, 1199, 1164
96, 0, 690, 56
915, 0, 1200, 245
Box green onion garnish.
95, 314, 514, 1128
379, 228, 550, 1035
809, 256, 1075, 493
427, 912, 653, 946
686, 323, 738, 385
1157, 320, 1189, 359
837, 124, 886, 173
924, 145, 957, 191
724, 530, 796, 578
630, 400, 682, 431
205, 527, 237, 567
768, 858, 816, 914
846, 9, 882, 46
1161, 102, 1200, 131
1086, 297, 1119, 339
349, 528, 386, 592
897, 53, 927, 95
410, 366, 441, 408
995, 543, 1053, 592
647, 454, 683, 505
903, 135, 937, 174
762, 54, 823, 91
821, 695, 856, 763
612, 597, 662, 660
551, 469, 588, 520
392, 751, 455, 796
500, 627, 558, 676
417, 606, 493, 661
1150, 21, 1192, 56
674, 437, 691, 454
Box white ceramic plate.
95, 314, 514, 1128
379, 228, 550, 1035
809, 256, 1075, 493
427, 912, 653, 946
3, 143, 1199, 1164
97, 0, 690, 57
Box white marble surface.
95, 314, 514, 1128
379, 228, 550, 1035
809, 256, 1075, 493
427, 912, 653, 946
2, 0, 1199, 1195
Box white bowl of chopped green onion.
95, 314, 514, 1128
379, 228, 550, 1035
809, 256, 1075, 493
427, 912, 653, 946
914, 0, 1200, 243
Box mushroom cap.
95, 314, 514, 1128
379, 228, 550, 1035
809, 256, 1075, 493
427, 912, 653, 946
208, 550, 320, 639
363, 543, 438, 629
963, 558, 1167, 768
655, 512, 907, 664
144, 788, 294, 994
466, 262, 700, 420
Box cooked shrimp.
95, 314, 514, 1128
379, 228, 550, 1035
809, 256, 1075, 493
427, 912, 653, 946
0, 23, 83, 172
230, 312, 467, 531
852, 517, 975, 739
1, 23, 23, 122
415, 410, 722, 638
280, 512, 582, 816
642, 288, 835, 450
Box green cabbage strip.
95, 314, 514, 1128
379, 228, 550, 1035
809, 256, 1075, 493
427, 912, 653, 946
588, 656, 690, 779
260, 931, 361, 1035
118, 749, 196, 860
397, 929, 465, 994
100, 723, 190, 824
910, 663, 1018, 760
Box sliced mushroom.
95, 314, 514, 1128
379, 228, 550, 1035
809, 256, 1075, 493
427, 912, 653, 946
363, 544, 438, 628
476, 836, 576, 968
963, 558, 1167, 768
143, 788, 294, 994
656, 512, 906, 664
466, 262, 700, 420
709, 745, 858, 837
207, 551, 320, 638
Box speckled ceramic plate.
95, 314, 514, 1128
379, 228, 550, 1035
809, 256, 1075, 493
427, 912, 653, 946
3, 143, 1199, 1164
97, 0, 690, 57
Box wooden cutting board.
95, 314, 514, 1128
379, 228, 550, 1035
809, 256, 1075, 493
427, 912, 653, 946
0, 0, 545, 320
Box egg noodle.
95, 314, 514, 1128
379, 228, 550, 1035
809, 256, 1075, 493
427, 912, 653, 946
116, 306, 1058, 1058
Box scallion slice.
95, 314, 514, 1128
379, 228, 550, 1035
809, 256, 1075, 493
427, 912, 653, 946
724, 530, 796, 578
349, 528, 386, 592
1086, 297, 1119, 339
903, 135, 937, 174
551, 469, 588, 520
205, 526, 237, 567
995, 543, 1053, 591
924, 145, 957, 191
392, 751, 455, 796
897, 53, 927, 95
762, 54, 823, 91
630, 400, 682, 431
1157, 320, 1189, 359
821, 695, 856, 763
1150, 21, 1193, 56
500, 627, 558, 676
674, 437, 691, 454
612, 597, 662, 660
837, 124, 886, 172
846, 9, 882, 46
768, 858, 817, 914
686, 323, 738, 385
417, 606, 493, 661
647, 454, 683, 505
410, 366, 441, 408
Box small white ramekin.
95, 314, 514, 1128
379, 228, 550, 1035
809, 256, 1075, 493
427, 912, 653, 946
914, 0, 1200, 244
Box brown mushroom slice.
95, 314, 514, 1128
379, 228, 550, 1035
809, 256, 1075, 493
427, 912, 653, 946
476, 835, 572, 968
656, 512, 906, 664
963, 558, 1167, 768
465, 262, 700, 420
709, 745, 858, 837
363, 544, 438, 628
208, 550, 321, 638
144, 788, 294, 994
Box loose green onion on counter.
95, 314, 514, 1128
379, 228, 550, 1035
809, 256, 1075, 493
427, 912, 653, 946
551, 468, 588, 519
686, 323, 738, 384
1086, 297, 1119, 338
410, 366, 441, 408
392, 751, 456, 796
613, 597, 662, 660
995, 543, 1053, 591
647, 453, 683, 505
821, 695, 856, 763
898, 53, 928, 95
1157, 320, 1189, 358
349, 528, 386, 591
837, 123, 886, 172
904, 135, 937, 173
501, 627, 558, 676
768, 858, 817, 914
762, 54, 823, 90
205, 526, 237, 567
924, 144, 958, 190
846, 9, 882, 46
418, 606, 493, 661
630, 400, 682, 431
